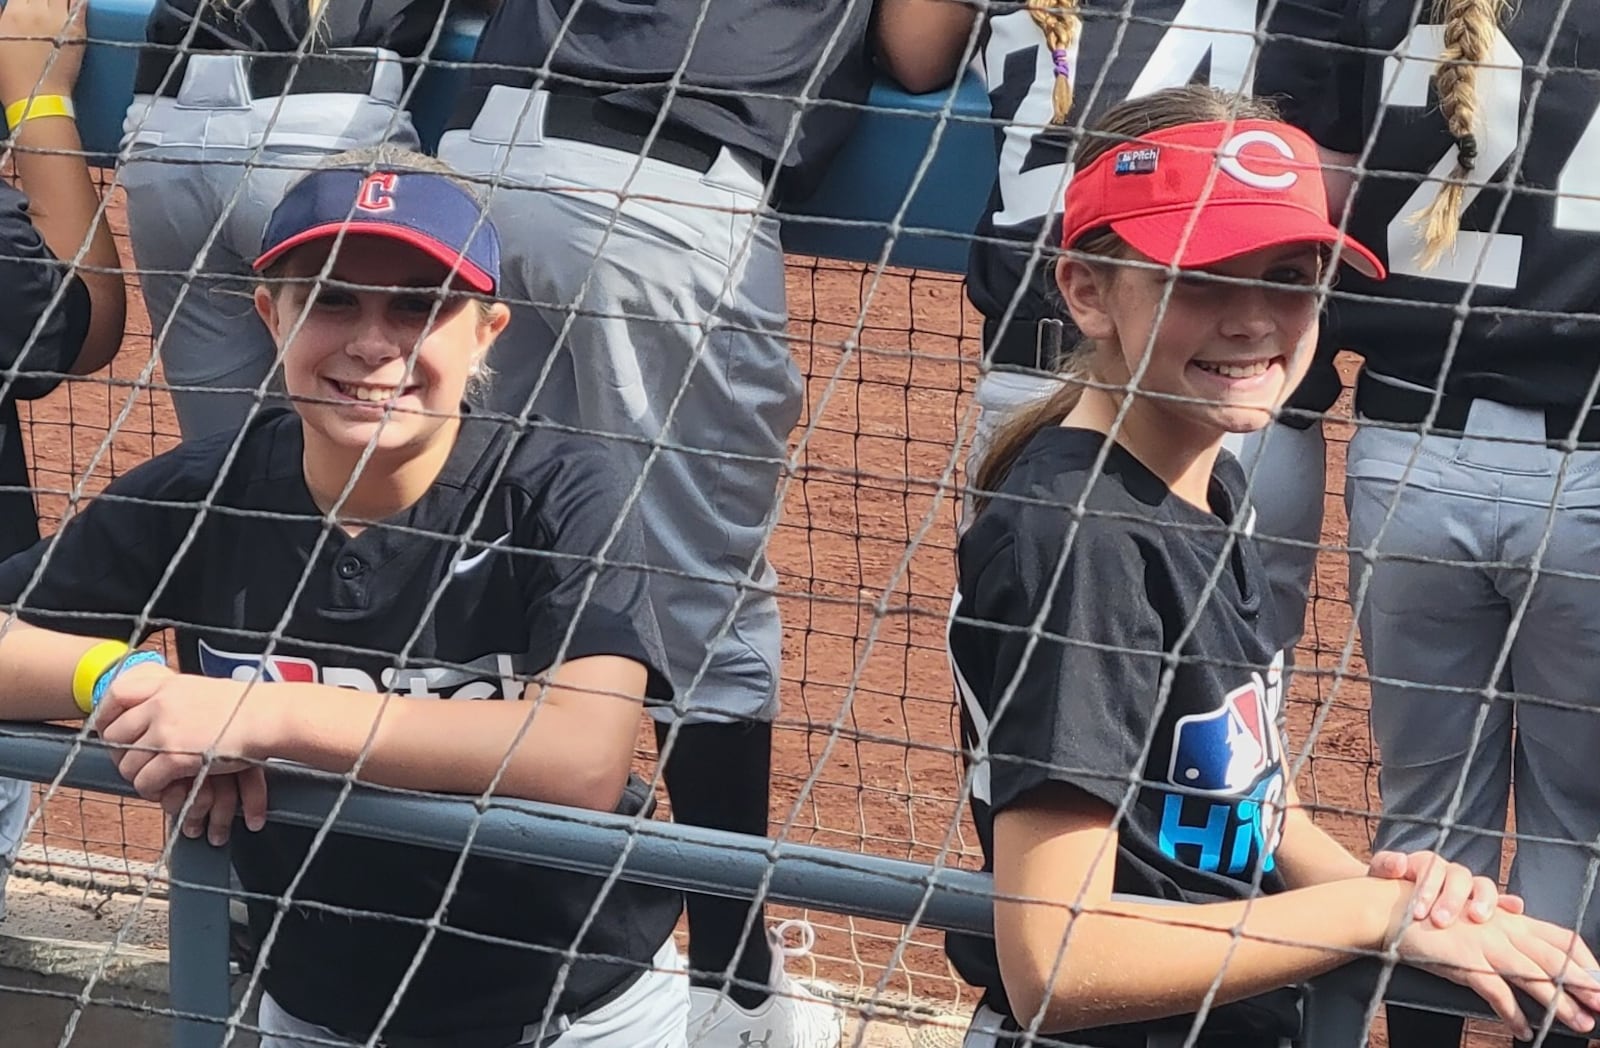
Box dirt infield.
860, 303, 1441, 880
12, 195, 1390, 1016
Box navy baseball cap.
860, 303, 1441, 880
254, 168, 501, 293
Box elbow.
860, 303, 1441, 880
889, 63, 958, 96
537, 754, 632, 812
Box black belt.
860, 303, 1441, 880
1355, 370, 1600, 445
985, 315, 1068, 372
368, 964, 647, 1048
542, 88, 744, 176
135, 51, 381, 100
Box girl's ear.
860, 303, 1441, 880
1056, 256, 1118, 342
254, 285, 279, 334
482, 301, 512, 341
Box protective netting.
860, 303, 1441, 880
4, 0, 1585, 1044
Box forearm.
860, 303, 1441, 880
6, 117, 125, 374
0, 616, 111, 720
1009, 878, 1409, 1032
258, 683, 639, 808
1275, 801, 1368, 889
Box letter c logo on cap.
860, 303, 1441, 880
1218, 130, 1297, 191
356, 172, 399, 213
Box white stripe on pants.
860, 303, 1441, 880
257, 939, 688, 1048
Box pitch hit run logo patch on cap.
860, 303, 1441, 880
1114, 147, 1160, 176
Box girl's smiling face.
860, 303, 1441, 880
1058, 242, 1325, 435
255, 235, 510, 457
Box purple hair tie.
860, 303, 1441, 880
1051, 48, 1072, 80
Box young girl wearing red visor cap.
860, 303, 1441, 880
945, 85, 1600, 1048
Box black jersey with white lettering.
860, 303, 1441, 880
968, 0, 1344, 370
1297, 0, 1600, 410
0, 409, 679, 1040
945, 428, 1295, 1041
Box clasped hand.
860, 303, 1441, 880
93, 663, 268, 846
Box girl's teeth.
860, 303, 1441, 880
341, 383, 402, 402
1196, 360, 1271, 379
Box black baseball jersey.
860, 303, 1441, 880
449, 0, 877, 193
945, 428, 1296, 1042
134, 0, 456, 94
969, 0, 1345, 370
0, 179, 91, 561
1294, 0, 1600, 411
0, 409, 681, 1039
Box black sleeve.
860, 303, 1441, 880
0, 180, 91, 403
0, 444, 207, 640
957, 516, 1167, 815
514, 443, 674, 706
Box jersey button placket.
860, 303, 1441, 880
331, 553, 369, 609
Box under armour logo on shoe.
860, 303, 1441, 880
737, 1032, 772, 1048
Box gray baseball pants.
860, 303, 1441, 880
439, 86, 801, 725
1348, 373, 1600, 943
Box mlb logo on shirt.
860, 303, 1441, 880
197, 639, 318, 684
1166, 677, 1273, 794
1115, 147, 1159, 176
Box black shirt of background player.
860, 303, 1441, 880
968, 0, 1347, 372
0, 409, 680, 1040
133, 0, 454, 94
450, 0, 877, 195
0, 181, 91, 562
945, 428, 1296, 1044
1288, 0, 1600, 413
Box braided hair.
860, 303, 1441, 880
1410, 0, 1510, 268
1028, 0, 1081, 124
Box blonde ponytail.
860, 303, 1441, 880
1028, 0, 1081, 125
1410, 0, 1509, 268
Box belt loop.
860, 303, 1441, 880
1035, 318, 1065, 371
175, 53, 252, 110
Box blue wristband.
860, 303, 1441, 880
91, 650, 167, 709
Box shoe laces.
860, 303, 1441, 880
769, 918, 818, 959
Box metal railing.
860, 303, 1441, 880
0, 723, 1576, 1048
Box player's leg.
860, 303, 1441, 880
0, 777, 28, 920
1345, 418, 1515, 1048
1224, 419, 1326, 658
441, 102, 834, 1048
546, 938, 690, 1048
256, 993, 361, 1048
116, 145, 279, 440
1499, 447, 1600, 964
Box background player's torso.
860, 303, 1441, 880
968, 0, 1341, 366
1317, 0, 1600, 409
452, 0, 877, 186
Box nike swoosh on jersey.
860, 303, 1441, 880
453, 533, 510, 575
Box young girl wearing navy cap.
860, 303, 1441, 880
948, 85, 1600, 1048
0, 149, 691, 1048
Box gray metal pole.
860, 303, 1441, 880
167, 834, 233, 1048
3, 724, 1563, 1047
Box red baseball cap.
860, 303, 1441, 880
1060, 119, 1385, 280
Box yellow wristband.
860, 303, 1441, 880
4, 94, 76, 130
73, 641, 131, 715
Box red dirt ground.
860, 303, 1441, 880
12, 193, 1464, 1039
